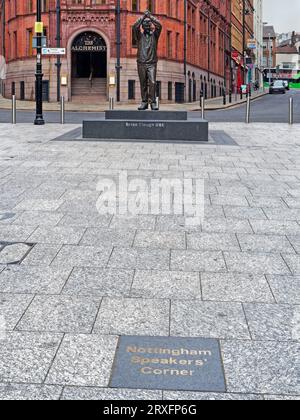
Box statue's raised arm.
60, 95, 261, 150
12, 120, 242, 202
150, 14, 162, 39
135, 11, 162, 111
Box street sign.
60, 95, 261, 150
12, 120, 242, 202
35, 22, 44, 34
247, 42, 256, 50
241, 85, 248, 94
42, 48, 66, 56
32, 36, 47, 49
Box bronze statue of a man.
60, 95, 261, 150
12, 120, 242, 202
133, 11, 162, 111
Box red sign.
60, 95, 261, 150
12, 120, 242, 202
231, 51, 243, 65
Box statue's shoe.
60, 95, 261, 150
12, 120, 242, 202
138, 102, 149, 110
151, 103, 159, 111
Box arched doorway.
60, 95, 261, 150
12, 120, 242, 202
71, 31, 107, 101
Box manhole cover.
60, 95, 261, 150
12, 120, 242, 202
0, 242, 34, 265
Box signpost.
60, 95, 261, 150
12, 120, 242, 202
34, 0, 45, 126
42, 48, 66, 56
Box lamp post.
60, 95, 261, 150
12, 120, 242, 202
34, 0, 45, 125
56, 0, 61, 102
115, 0, 121, 102
263, 22, 273, 87
242, 0, 247, 85
1, 0, 5, 58
184, 0, 187, 102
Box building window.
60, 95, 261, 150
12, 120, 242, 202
128, 80, 135, 100
168, 82, 173, 101
156, 81, 161, 99
132, 0, 139, 12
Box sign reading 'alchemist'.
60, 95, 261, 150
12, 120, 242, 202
71, 31, 107, 53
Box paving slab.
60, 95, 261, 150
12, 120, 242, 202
51, 245, 113, 269
134, 231, 186, 250
250, 220, 300, 236
61, 387, 162, 400
28, 226, 86, 245
244, 303, 300, 341
201, 218, 253, 234
224, 252, 291, 275
0, 293, 34, 329
62, 267, 134, 297
21, 244, 62, 266
0, 266, 71, 294
0, 383, 62, 400
282, 254, 300, 275
0, 226, 36, 243
80, 228, 136, 248
0, 332, 63, 383
45, 334, 118, 387
108, 248, 170, 270
131, 270, 201, 299
171, 250, 226, 272
221, 340, 300, 395
187, 232, 240, 252
16, 295, 101, 334
201, 272, 274, 303
93, 298, 170, 336
237, 234, 295, 254
14, 199, 64, 212
163, 391, 263, 400
171, 300, 250, 340
267, 275, 300, 305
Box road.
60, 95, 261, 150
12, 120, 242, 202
206, 89, 300, 123
0, 89, 299, 124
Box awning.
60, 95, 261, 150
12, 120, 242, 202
292, 73, 300, 80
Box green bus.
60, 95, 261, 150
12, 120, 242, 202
263, 69, 300, 89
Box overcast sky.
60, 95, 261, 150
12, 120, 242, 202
263, 0, 300, 33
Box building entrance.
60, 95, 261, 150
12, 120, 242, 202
71, 31, 107, 100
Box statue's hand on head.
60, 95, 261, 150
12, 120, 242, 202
144, 10, 151, 19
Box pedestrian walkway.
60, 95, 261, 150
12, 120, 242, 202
0, 91, 267, 113
0, 122, 299, 400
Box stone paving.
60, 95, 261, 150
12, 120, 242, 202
0, 122, 299, 400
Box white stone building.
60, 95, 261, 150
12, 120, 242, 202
253, 0, 264, 87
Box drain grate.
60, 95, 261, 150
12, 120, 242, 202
0, 242, 35, 265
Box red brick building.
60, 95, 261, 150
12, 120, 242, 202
231, 0, 255, 92
1, 0, 231, 103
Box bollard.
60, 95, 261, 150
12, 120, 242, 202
201, 96, 205, 120
229, 90, 232, 104
60, 96, 65, 125
289, 97, 294, 125
156, 96, 160, 110
246, 95, 251, 124
12, 95, 16, 124
199, 91, 203, 110
223, 90, 226, 106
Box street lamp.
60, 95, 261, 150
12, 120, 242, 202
263, 22, 273, 87
115, 0, 121, 102
242, 0, 253, 86
56, 0, 61, 103
34, 0, 45, 125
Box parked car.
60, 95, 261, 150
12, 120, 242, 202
269, 81, 286, 94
